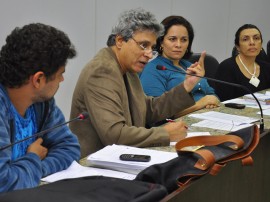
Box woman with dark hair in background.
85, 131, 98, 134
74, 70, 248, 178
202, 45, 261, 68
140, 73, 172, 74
215, 24, 270, 101
140, 15, 219, 117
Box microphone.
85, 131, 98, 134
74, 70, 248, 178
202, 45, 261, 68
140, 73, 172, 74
0, 112, 89, 151
156, 65, 264, 133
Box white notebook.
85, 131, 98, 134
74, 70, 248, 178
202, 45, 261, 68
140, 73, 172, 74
86, 144, 178, 174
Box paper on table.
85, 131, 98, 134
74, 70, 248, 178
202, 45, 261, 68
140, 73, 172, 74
265, 91, 270, 95
41, 161, 136, 183
222, 98, 270, 109
189, 111, 258, 125
191, 119, 253, 131
86, 144, 177, 174
170, 132, 211, 146
259, 108, 270, 116
222, 98, 245, 104
243, 92, 270, 105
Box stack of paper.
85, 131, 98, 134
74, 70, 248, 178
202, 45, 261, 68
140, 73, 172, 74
86, 144, 177, 174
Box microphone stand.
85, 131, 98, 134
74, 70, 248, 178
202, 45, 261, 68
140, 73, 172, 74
0, 112, 89, 151
156, 66, 264, 133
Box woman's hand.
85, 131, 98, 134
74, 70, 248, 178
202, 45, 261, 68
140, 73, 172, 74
197, 95, 220, 109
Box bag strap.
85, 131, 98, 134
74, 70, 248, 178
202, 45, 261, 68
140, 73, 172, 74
176, 135, 244, 151
218, 125, 260, 165
176, 125, 260, 173
176, 135, 244, 171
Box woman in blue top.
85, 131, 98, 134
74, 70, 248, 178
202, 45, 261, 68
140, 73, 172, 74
140, 15, 219, 117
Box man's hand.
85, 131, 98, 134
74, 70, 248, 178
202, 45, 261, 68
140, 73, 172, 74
183, 51, 206, 92
163, 120, 188, 142
27, 138, 48, 160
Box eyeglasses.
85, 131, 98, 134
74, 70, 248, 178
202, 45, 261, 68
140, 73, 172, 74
131, 37, 158, 57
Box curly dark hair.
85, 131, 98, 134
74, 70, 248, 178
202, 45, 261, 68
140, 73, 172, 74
0, 23, 76, 88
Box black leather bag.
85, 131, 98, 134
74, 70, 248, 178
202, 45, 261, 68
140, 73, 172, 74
135, 125, 259, 193
0, 176, 167, 202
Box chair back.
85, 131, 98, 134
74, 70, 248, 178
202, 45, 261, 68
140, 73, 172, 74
267, 40, 270, 62
186, 53, 219, 88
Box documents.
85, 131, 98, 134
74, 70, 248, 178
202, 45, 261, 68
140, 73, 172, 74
86, 144, 177, 174
243, 92, 270, 105
189, 111, 258, 131
223, 98, 270, 110
41, 161, 136, 183
189, 111, 258, 125
191, 120, 253, 131
259, 108, 270, 116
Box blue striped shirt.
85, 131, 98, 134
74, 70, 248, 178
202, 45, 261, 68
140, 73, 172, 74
0, 84, 80, 192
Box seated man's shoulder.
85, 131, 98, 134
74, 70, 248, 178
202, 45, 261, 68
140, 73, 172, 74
86, 48, 120, 75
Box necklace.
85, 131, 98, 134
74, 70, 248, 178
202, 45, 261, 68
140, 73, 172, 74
238, 55, 260, 87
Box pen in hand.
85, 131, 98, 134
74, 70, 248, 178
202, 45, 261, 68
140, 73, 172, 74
166, 118, 175, 123
166, 119, 189, 130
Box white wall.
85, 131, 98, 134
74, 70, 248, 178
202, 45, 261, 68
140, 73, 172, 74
1, 0, 270, 119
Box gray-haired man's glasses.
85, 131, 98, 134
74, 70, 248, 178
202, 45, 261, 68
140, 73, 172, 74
131, 37, 158, 57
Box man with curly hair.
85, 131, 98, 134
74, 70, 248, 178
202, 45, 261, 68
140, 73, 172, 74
0, 23, 80, 192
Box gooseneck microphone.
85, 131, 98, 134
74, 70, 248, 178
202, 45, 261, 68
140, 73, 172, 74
0, 112, 89, 151
156, 65, 264, 133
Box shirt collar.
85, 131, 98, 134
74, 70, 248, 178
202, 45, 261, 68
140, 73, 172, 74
157, 55, 189, 69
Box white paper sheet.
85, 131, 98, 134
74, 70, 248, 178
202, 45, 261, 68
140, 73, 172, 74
260, 108, 270, 116
222, 98, 270, 109
191, 119, 253, 131
189, 111, 258, 125
41, 161, 136, 183
170, 132, 211, 146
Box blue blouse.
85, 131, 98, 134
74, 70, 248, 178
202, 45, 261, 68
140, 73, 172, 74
140, 56, 217, 101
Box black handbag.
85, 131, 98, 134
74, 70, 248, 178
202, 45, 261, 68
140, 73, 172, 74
135, 125, 259, 193
0, 176, 167, 202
